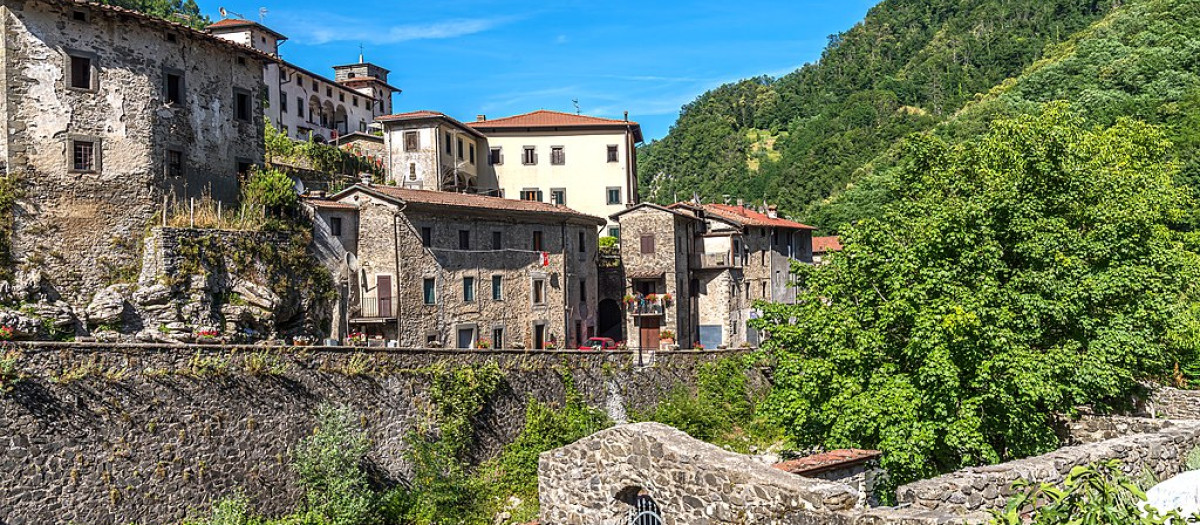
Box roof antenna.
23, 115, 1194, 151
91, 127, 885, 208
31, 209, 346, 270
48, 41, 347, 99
258, 7, 268, 23
220, 7, 245, 19
359, 43, 365, 64
572, 98, 580, 115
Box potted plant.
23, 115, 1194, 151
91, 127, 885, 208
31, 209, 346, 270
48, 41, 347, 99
475, 338, 492, 349
623, 294, 636, 306
0, 326, 14, 341
292, 335, 314, 347
693, 342, 705, 350
195, 329, 220, 344
346, 332, 367, 347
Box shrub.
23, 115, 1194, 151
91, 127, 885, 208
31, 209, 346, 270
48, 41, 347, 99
292, 404, 375, 525
242, 168, 298, 214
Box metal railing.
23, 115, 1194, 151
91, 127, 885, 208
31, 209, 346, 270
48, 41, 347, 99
691, 252, 740, 269
350, 296, 394, 319
629, 302, 664, 316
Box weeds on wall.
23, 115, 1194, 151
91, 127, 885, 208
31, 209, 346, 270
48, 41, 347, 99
0, 172, 22, 280
0, 349, 23, 392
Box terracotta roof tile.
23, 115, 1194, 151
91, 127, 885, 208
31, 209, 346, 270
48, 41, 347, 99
670, 203, 815, 230
773, 449, 882, 476
332, 185, 606, 225
469, 110, 643, 142
303, 199, 359, 211
812, 236, 843, 253
375, 111, 486, 138
62, 2, 279, 64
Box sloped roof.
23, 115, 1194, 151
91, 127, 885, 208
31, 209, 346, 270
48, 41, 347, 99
669, 202, 816, 230
331, 185, 606, 225
773, 449, 882, 476
206, 18, 288, 41
812, 236, 843, 253
469, 110, 643, 142
609, 202, 701, 222
59, 1, 278, 64
375, 111, 486, 138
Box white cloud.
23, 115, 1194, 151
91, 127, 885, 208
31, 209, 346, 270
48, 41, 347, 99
276, 12, 517, 45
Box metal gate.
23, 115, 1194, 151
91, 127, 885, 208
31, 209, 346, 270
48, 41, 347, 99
628, 494, 662, 525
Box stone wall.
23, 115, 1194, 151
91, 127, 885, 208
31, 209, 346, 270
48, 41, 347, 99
0, 343, 746, 525
895, 419, 1200, 514
1141, 386, 1200, 420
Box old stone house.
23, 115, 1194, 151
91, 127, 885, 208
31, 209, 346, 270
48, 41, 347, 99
611, 201, 814, 349
1, 0, 270, 303
207, 18, 399, 142
377, 111, 497, 194
309, 184, 605, 348
812, 235, 843, 264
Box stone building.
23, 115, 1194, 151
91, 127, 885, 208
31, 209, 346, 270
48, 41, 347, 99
309, 183, 605, 348
207, 18, 399, 142
469, 110, 643, 236
611, 201, 815, 349
376, 111, 497, 193
1, 0, 270, 303
812, 235, 843, 264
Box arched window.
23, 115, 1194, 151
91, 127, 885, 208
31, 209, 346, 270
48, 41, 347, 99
616, 486, 662, 525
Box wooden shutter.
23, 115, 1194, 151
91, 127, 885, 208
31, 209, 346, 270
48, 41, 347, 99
640, 235, 655, 254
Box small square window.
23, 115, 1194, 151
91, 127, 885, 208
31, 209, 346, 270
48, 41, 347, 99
640, 234, 655, 254
551, 188, 566, 205
71, 9, 89, 22
520, 189, 543, 202
607, 145, 619, 163
166, 33, 178, 43
522, 146, 536, 165
234, 89, 252, 122
420, 226, 432, 247
312, 80, 318, 91
330, 216, 343, 237
165, 71, 184, 104
489, 147, 502, 165
404, 131, 419, 151
551, 146, 565, 165
71, 139, 98, 172
68, 54, 92, 90
606, 187, 622, 205
339, 93, 345, 102
492, 275, 503, 301
463, 277, 475, 302
166, 149, 183, 178
423, 278, 436, 305
236, 56, 247, 66
608, 227, 620, 240
533, 279, 546, 305
326, 87, 333, 97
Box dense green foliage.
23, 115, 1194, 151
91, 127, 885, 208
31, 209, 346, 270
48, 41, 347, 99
241, 168, 299, 214
265, 122, 385, 184
638, 0, 1114, 226
818, 0, 1200, 229
990, 460, 1200, 524
753, 106, 1200, 488
97, 0, 209, 29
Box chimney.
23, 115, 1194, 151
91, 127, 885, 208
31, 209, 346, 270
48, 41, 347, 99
623, 110, 629, 122
359, 173, 373, 186
767, 205, 778, 219
476, 114, 486, 122
736, 198, 744, 208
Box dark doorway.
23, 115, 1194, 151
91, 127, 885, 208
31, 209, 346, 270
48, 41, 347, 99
534, 323, 546, 349
376, 275, 392, 317
598, 299, 623, 340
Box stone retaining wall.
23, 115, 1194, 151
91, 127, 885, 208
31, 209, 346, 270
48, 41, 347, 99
0, 343, 748, 525
895, 419, 1200, 514
1142, 387, 1200, 420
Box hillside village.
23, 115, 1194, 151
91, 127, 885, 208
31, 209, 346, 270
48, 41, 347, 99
0, 0, 842, 351
5, 1, 1200, 524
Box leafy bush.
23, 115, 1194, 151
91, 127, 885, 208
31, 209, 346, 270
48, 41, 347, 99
990, 460, 1200, 524
241, 168, 298, 214
755, 105, 1200, 488
292, 404, 375, 525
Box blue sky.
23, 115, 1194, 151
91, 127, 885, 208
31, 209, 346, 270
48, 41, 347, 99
209, 1, 879, 141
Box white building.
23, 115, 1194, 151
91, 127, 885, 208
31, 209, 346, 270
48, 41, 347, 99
376, 111, 496, 193
468, 110, 643, 237
206, 18, 399, 142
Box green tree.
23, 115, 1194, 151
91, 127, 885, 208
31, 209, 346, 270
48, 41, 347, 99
754, 105, 1200, 488
241, 168, 298, 214
291, 404, 375, 525
98, 0, 210, 29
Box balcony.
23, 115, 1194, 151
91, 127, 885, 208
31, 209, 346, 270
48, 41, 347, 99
691, 252, 741, 270
350, 296, 396, 322
629, 302, 665, 316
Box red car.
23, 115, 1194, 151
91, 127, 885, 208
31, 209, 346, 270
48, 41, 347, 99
579, 337, 619, 351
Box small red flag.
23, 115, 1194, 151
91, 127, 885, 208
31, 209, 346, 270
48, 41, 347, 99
540, 252, 549, 267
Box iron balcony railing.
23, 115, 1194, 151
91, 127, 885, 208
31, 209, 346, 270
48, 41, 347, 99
629, 302, 664, 316
350, 296, 395, 319
691, 252, 741, 270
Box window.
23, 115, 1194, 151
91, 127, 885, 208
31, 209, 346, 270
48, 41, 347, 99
339, 93, 345, 102
237, 159, 252, 175
469, 144, 476, 164
459, 230, 470, 250
607, 144, 619, 163
404, 131, 418, 151
281, 93, 288, 113
408, 163, 417, 181
640, 234, 655, 254
532, 279, 546, 305
330, 216, 343, 237
551, 188, 566, 205
520, 189, 543, 202
423, 278, 436, 305
492, 327, 504, 348
444, 132, 452, 154
420, 226, 432, 247
579, 279, 587, 303
745, 282, 751, 301
234, 89, 251, 122
166, 149, 183, 178
236, 56, 246, 66
68, 54, 93, 90
326, 87, 332, 97
463, 277, 475, 302
165, 71, 184, 104
70, 138, 98, 172
489, 147, 502, 165
456, 138, 464, 160
522, 146, 537, 165
492, 231, 502, 250
359, 121, 367, 133
352, 97, 359, 107
608, 227, 620, 240
296, 96, 303, 117
311, 80, 318, 91
550, 146, 565, 165
71, 9, 89, 22
167, 33, 177, 43
492, 275, 503, 301
532, 231, 544, 251
607, 187, 622, 205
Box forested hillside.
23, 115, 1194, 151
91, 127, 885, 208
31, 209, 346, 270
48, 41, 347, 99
813, 0, 1200, 229
637, 0, 1115, 229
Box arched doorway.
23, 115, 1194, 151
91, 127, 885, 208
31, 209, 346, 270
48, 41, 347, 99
598, 299, 623, 341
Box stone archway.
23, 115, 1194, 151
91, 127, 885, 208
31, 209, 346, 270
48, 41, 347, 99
598, 298, 623, 341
